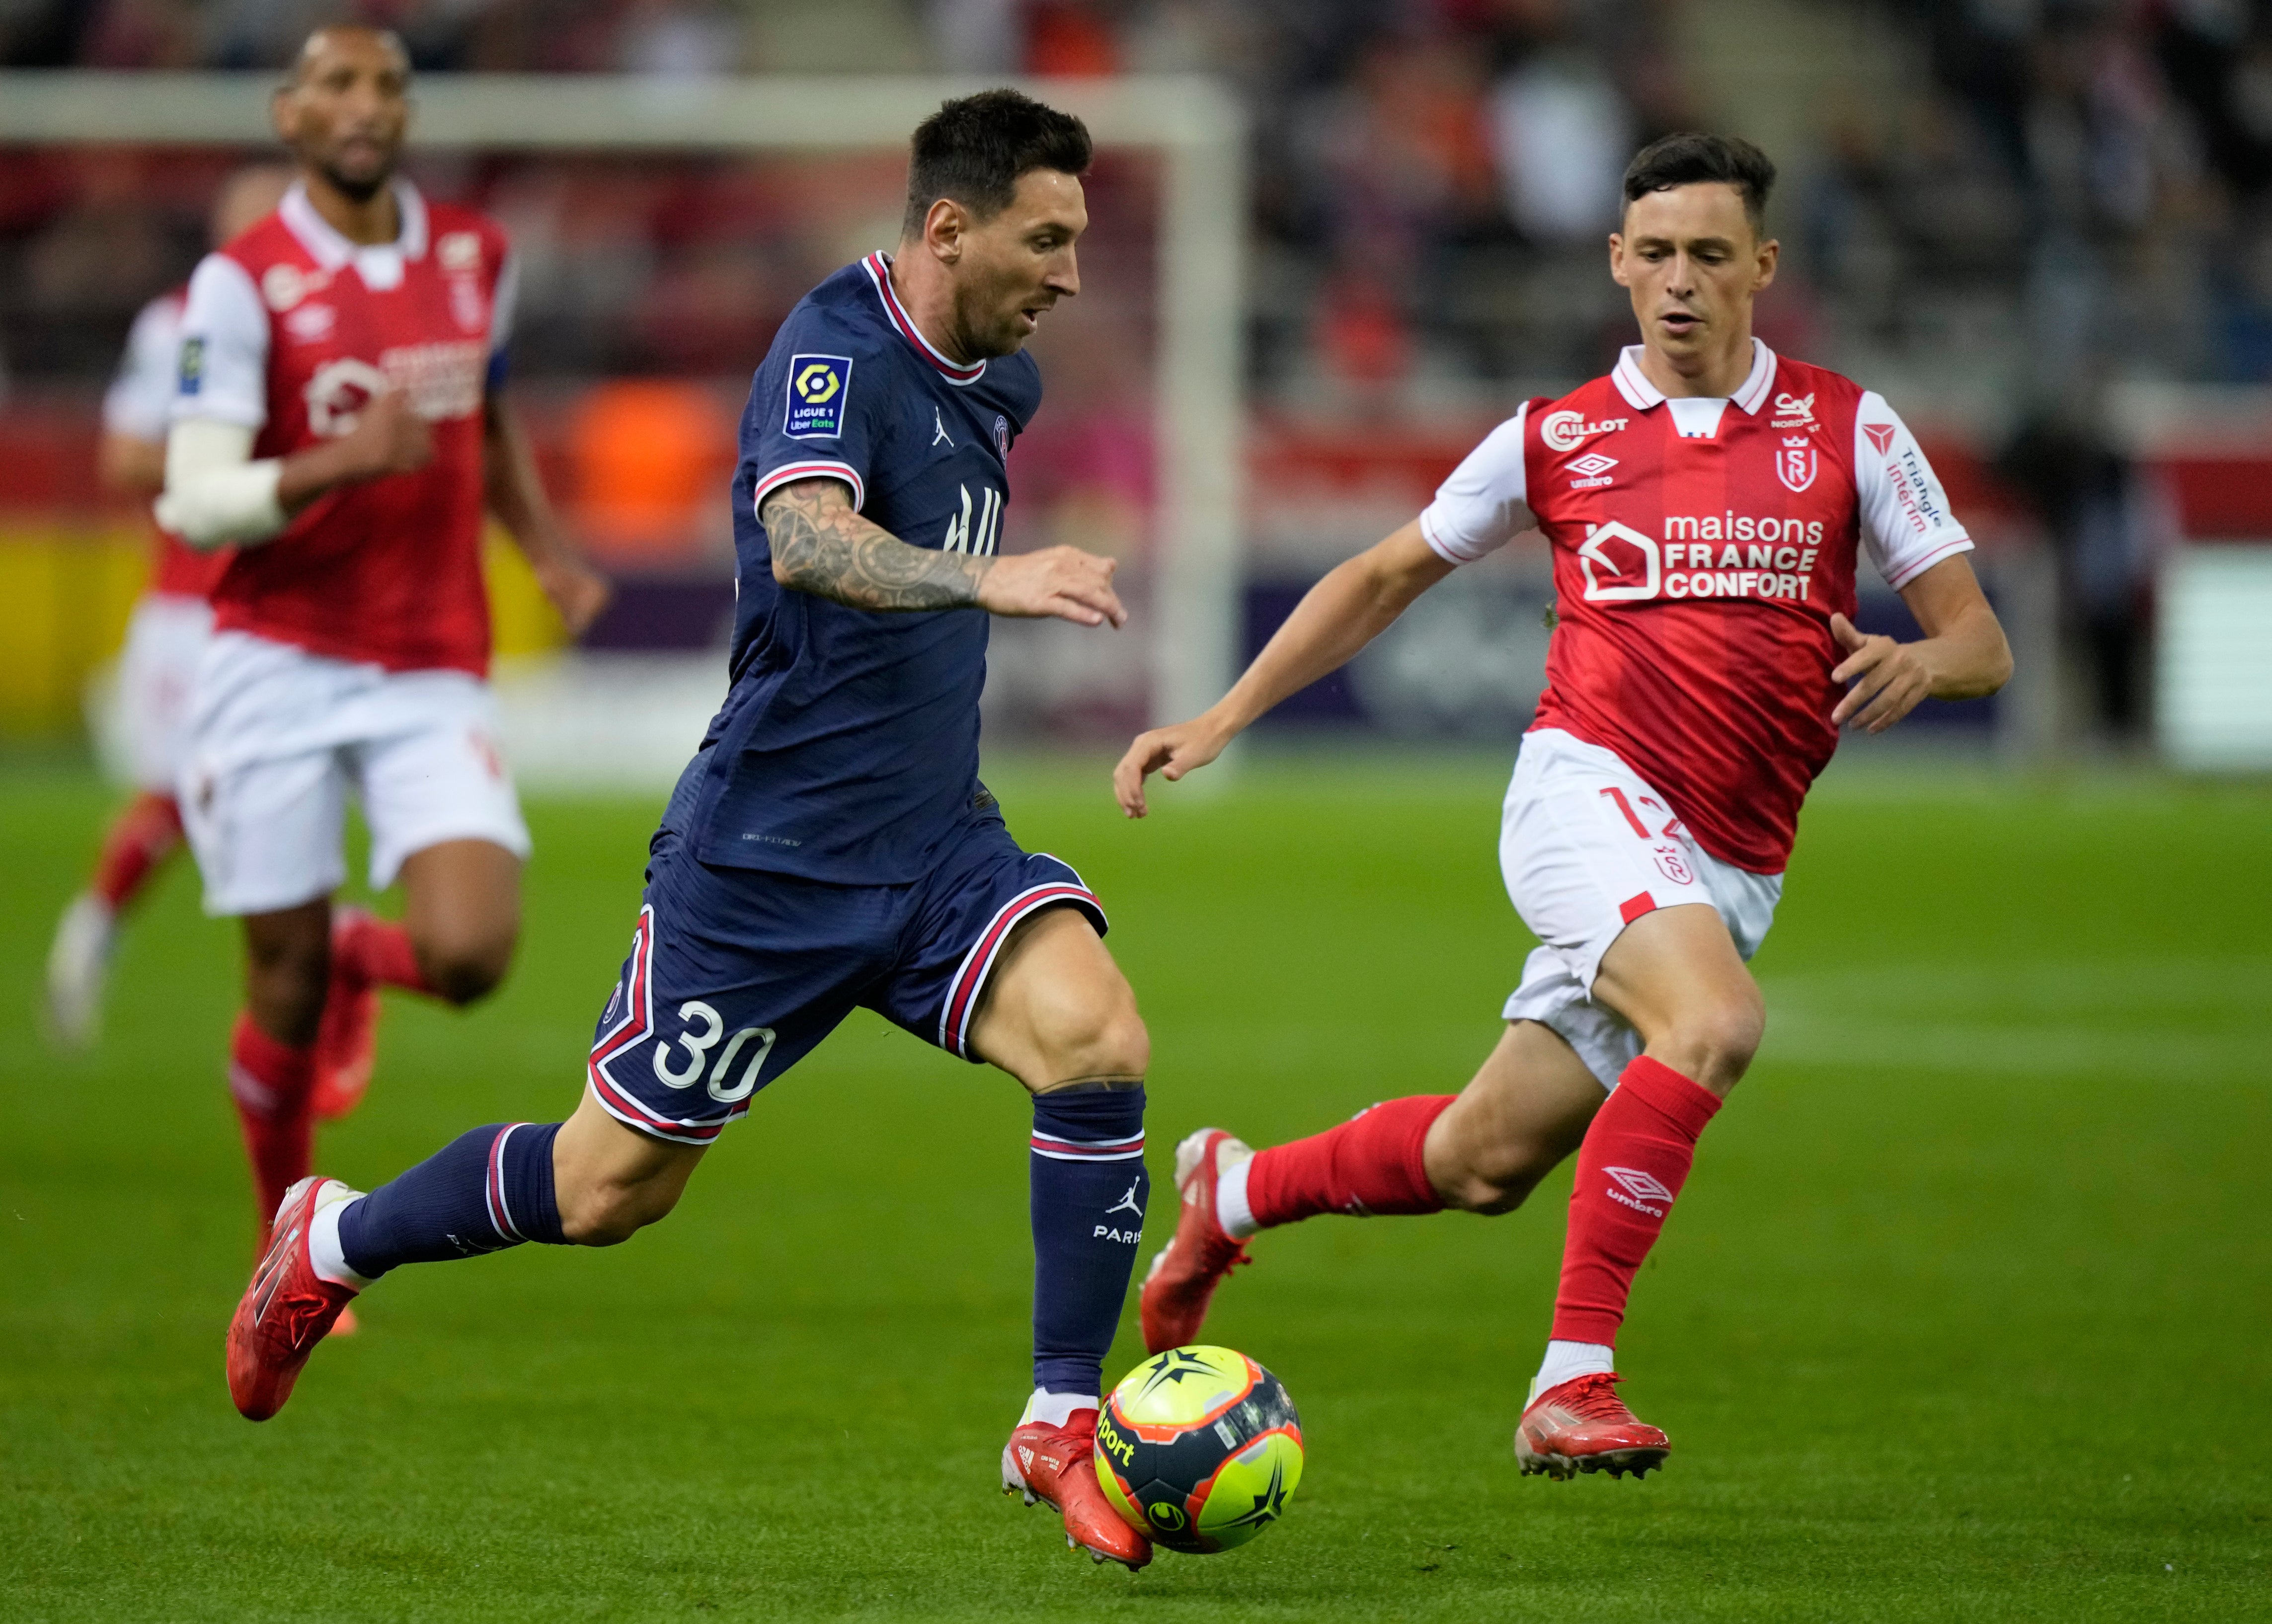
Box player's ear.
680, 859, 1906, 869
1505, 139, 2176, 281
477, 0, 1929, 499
922, 197, 966, 265
1608, 232, 1631, 287
270, 85, 298, 145
1752, 236, 1779, 292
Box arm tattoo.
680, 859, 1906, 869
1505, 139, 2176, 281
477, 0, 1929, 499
761, 478, 991, 612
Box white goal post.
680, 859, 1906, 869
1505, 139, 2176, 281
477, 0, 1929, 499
0, 70, 1246, 733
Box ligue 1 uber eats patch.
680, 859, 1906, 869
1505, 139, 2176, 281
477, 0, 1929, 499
785, 355, 852, 439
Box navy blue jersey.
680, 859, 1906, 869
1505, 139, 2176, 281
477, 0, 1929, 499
681, 253, 1043, 884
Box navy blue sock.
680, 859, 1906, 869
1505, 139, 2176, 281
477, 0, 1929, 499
337, 1121, 565, 1280
1030, 1086, 1148, 1396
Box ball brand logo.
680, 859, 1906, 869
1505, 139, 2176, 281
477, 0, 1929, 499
1604, 1165, 1675, 1216
1577, 521, 1661, 602
1147, 1501, 1188, 1531
1863, 421, 1897, 456
1777, 438, 1818, 494
1541, 410, 1630, 453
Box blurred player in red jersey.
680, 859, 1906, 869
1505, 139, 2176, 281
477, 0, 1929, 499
1120, 134, 2013, 1480
45, 164, 293, 1049
157, 27, 609, 1244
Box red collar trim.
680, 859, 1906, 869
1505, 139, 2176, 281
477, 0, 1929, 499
861, 253, 985, 385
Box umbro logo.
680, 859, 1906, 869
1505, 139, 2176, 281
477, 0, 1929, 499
1604, 1165, 1675, 1216
1863, 422, 1896, 455
1567, 453, 1619, 490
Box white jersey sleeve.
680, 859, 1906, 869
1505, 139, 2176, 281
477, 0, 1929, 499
1853, 391, 1973, 590
104, 294, 187, 442
489, 249, 518, 356
1418, 403, 1532, 564
173, 252, 271, 430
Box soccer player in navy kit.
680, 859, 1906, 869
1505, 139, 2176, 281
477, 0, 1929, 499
227, 90, 1160, 1569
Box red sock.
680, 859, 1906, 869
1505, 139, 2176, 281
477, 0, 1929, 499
1246, 1095, 1457, 1228
91, 792, 183, 913
228, 1012, 317, 1229
1552, 1055, 1722, 1347
333, 912, 432, 995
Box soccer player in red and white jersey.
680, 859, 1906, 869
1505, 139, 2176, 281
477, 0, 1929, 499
158, 27, 609, 1244
47, 165, 292, 1050
1119, 133, 2014, 1478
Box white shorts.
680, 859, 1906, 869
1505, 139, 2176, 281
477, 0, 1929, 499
1498, 728, 1782, 1091
115, 593, 214, 794
180, 630, 532, 917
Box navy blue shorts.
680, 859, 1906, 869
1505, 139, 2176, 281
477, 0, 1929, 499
584, 813, 1106, 1146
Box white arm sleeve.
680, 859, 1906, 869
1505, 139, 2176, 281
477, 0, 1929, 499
1854, 391, 1974, 590
154, 418, 286, 549
1417, 403, 1532, 564
172, 253, 271, 430
103, 296, 185, 442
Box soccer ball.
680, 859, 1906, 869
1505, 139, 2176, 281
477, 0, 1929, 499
1093, 1345, 1303, 1554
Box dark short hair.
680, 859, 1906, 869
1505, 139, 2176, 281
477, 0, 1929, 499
902, 88, 1092, 238
1621, 132, 1777, 232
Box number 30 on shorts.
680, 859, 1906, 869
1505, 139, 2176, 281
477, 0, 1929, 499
653, 1001, 776, 1103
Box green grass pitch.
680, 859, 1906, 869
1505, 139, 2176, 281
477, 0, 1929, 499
2, 754, 2267, 1621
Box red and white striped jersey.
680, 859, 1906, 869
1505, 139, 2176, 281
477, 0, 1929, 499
1420, 341, 1972, 873
175, 181, 514, 676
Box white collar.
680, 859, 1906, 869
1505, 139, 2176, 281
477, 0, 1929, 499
1610, 337, 1777, 415
860, 252, 986, 386
279, 179, 429, 277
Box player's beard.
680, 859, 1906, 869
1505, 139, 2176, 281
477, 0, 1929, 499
316, 154, 392, 205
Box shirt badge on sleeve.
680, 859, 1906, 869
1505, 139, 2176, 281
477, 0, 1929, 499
785, 354, 853, 439
178, 335, 204, 395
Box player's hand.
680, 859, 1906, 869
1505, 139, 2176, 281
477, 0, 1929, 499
975, 545, 1127, 628
534, 551, 614, 638
1829, 612, 1935, 733
342, 388, 433, 480
1113, 716, 1230, 818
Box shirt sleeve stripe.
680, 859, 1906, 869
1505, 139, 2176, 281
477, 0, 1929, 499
1880, 533, 1973, 591
753, 460, 865, 514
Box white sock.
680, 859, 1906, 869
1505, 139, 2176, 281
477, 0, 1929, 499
307, 1187, 371, 1292
1019, 1387, 1098, 1427
1216, 1156, 1257, 1240
1529, 1339, 1614, 1401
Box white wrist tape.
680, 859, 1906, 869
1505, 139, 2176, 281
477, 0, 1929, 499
155, 418, 287, 549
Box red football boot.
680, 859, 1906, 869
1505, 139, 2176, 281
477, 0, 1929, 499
1138, 1128, 1253, 1354
311, 910, 380, 1122
1002, 1409, 1153, 1569
228, 1177, 362, 1421
1515, 1372, 1670, 1480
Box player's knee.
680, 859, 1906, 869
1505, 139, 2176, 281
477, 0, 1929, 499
1670, 987, 1765, 1089
556, 1170, 680, 1247
244, 930, 330, 1041
1035, 989, 1149, 1085
416, 930, 515, 1007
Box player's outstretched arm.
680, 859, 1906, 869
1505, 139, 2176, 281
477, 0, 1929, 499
482, 396, 612, 636
1829, 553, 2014, 733
158, 389, 433, 550
1113, 520, 1454, 816
762, 477, 1126, 625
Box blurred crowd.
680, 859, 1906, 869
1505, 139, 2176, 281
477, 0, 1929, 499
7, 0, 2272, 409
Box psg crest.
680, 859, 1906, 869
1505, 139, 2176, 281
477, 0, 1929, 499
1776, 438, 1817, 494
